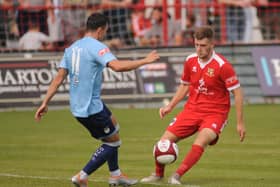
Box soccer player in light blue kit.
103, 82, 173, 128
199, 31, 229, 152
35, 13, 159, 187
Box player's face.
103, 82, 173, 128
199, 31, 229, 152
194, 38, 214, 62
152, 9, 161, 23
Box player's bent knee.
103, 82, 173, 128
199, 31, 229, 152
102, 140, 122, 147
160, 131, 179, 142
194, 128, 218, 148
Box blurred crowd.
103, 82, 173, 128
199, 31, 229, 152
0, 0, 279, 51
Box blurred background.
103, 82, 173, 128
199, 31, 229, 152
0, 0, 280, 110
0, 0, 279, 50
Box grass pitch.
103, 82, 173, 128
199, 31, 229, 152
0, 104, 279, 187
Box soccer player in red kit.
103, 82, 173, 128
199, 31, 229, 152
141, 26, 246, 185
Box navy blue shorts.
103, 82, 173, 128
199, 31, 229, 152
76, 104, 118, 140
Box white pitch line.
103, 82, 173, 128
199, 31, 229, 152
0, 173, 103, 182
0, 173, 200, 187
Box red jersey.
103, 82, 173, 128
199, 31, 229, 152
181, 51, 240, 115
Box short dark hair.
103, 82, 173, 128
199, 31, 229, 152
29, 21, 39, 29
86, 13, 109, 31
153, 7, 163, 13
193, 26, 214, 40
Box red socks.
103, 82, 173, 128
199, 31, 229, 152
176, 144, 204, 176
155, 160, 165, 177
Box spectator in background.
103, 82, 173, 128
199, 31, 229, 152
102, 0, 135, 47
218, 0, 251, 42
17, 0, 52, 37
60, 0, 88, 45
243, 2, 264, 43
0, 0, 19, 48
140, 7, 183, 47
19, 21, 52, 50
143, 0, 160, 18
183, 13, 196, 45
47, 0, 65, 49
131, 4, 151, 45
257, 0, 280, 40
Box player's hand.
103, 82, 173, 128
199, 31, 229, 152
238, 0, 252, 7
159, 105, 172, 119
145, 50, 160, 64
35, 104, 48, 122
237, 122, 246, 142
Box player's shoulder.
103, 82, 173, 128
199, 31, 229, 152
87, 37, 108, 48
68, 37, 109, 53
185, 53, 198, 62
83, 37, 111, 55
212, 52, 231, 67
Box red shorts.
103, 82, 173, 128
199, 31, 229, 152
166, 109, 228, 145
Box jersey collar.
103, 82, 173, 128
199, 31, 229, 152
198, 51, 215, 69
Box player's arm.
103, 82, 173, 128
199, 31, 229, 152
107, 50, 159, 72
218, 0, 252, 7
159, 83, 189, 119
101, 0, 132, 8
231, 87, 246, 142
221, 60, 246, 142
34, 68, 68, 122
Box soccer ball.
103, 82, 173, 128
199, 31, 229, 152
153, 139, 179, 165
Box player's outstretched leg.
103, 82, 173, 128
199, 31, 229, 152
108, 174, 138, 187
71, 144, 119, 187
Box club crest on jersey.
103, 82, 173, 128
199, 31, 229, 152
206, 68, 215, 77
212, 123, 217, 129
192, 66, 197, 72
104, 127, 110, 134
98, 48, 110, 56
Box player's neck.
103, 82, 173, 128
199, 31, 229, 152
199, 51, 214, 63
199, 58, 209, 63
85, 32, 98, 40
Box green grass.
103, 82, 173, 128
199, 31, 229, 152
0, 104, 279, 187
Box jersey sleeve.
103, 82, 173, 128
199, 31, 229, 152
59, 52, 68, 70
92, 42, 117, 67
180, 59, 191, 85
220, 62, 240, 91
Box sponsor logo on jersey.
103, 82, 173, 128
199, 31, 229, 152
206, 68, 215, 77
98, 48, 110, 56
196, 78, 214, 95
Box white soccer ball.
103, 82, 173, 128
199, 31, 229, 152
153, 139, 179, 165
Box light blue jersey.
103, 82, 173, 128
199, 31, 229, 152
59, 37, 117, 117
